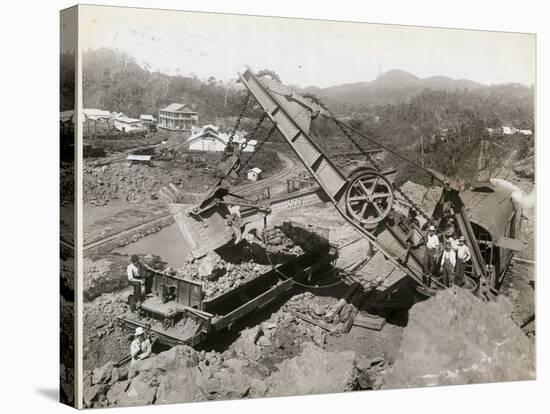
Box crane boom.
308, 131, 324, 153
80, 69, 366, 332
160, 66, 490, 295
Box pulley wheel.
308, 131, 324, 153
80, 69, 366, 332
345, 171, 394, 228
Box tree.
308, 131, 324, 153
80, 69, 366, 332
256, 69, 281, 83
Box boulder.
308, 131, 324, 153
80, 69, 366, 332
92, 361, 114, 385
116, 376, 157, 407
156, 372, 207, 404
265, 343, 358, 397
197, 251, 226, 280
384, 288, 535, 389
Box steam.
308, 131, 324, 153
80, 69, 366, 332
490, 178, 534, 211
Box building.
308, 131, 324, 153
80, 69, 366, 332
83, 108, 113, 121
247, 167, 263, 181
140, 114, 156, 125
185, 124, 256, 152
113, 115, 143, 133
502, 126, 516, 135
158, 103, 198, 131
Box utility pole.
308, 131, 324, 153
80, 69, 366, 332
420, 135, 425, 168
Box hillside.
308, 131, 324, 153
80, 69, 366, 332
302, 69, 486, 106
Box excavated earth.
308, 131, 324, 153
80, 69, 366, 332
81, 172, 536, 405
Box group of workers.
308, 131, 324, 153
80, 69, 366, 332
423, 225, 472, 287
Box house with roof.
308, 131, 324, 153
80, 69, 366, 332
83, 108, 113, 121
158, 103, 198, 131
184, 125, 257, 152
247, 167, 263, 181
140, 114, 156, 125
113, 115, 143, 133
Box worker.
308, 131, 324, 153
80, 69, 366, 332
422, 225, 440, 285
127, 255, 145, 304
455, 236, 472, 287
447, 233, 460, 251
440, 241, 456, 287
130, 327, 152, 365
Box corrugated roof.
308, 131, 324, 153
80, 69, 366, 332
140, 114, 155, 121
83, 108, 112, 118
115, 116, 141, 124
127, 154, 152, 161
249, 167, 262, 173
160, 103, 197, 113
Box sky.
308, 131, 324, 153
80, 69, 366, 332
77, 5, 536, 88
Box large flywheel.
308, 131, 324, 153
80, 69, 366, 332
345, 170, 394, 229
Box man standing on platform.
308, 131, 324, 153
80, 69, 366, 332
423, 225, 440, 284
127, 255, 145, 305
455, 236, 472, 287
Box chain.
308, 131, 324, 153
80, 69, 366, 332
217, 93, 278, 183
223, 92, 251, 156
240, 112, 268, 152
332, 118, 431, 223
241, 123, 277, 168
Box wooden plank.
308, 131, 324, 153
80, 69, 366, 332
343, 291, 368, 333
353, 314, 385, 331
326, 282, 361, 319
286, 309, 333, 332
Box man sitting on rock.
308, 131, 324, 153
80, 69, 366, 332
130, 327, 152, 365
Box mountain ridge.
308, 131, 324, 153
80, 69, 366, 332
299, 69, 488, 105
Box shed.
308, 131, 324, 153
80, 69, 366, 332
247, 167, 263, 181
140, 114, 156, 124
114, 116, 143, 133
126, 154, 152, 165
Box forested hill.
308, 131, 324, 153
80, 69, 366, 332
80, 48, 250, 122
63, 48, 534, 182
75, 48, 533, 127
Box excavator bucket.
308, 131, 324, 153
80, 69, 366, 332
159, 184, 237, 258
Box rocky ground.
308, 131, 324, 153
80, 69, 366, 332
384, 287, 535, 388
80, 149, 536, 407
82, 287, 391, 408
83, 157, 218, 206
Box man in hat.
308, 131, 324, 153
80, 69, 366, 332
127, 255, 144, 303
130, 327, 152, 365
423, 225, 440, 284
455, 236, 471, 286
440, 241, 457, 287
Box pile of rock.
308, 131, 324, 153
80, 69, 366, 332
82, 340, 365, 408
173, 251, 271, 300
384, 287, 535, 388
83, 292, 132, 370
83, 159, 218, 205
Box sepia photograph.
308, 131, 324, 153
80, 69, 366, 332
59, 4, 535, 409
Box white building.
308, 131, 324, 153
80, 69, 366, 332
113, 115, 143, 133
185, 125, 257, 152
247, 167, 262, 181
82, 108, 113, 121
158, 103, 198, 131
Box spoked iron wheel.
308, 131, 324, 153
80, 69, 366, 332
345, 171, 394, 229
